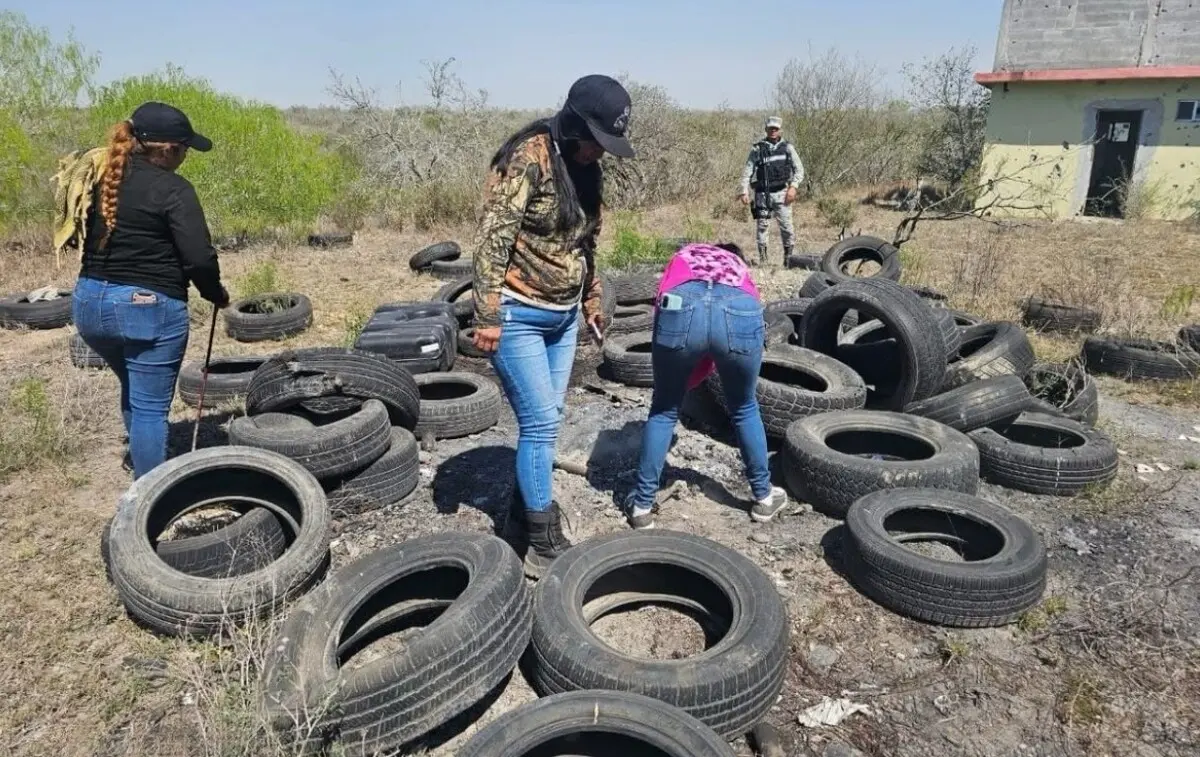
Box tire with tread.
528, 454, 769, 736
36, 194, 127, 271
969, 411, 1118, 496
229, 399, 392, 479
1020, 297, 1101, 334
323, 427, 421, 516
409, 240, 461, 270
458, 690, 736, 757
844, 489, 1047, 627
707, 344, 867, 436
820, 235, 901, 282
245, 347, 420, 430
413, 372, 502, 439
1081, 336, 1200, 381
0, 288, 73, 329
602, 332, 654, 387
223, 293, 313, 342
943, 322, 1035, 389
782, 409, 980, 518
106, 446, 330, 637
802, 278, 947, 409
177, 356, 268, 407
903, 375, 1033, 432
260, 531, 530, 756
526, 529, 789, 739
70, 332, 106, 368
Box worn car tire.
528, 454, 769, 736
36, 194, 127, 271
1181, 325, 1200, 353
260, 531, 530, 756
177, 356, 268, 407
432, 275, 474, 326
607, 303, 655, 336
307, 232, 353, 249
69, 332, 107, 368
969, 412, 1119, 496
1023, 361, 1100, 428
323, 427, 421, 516
413, 371, 502, 439
943, 322, 1036, 389
408, 240, 461, 270
602, 332, 655, 387
0, 288, 73, 329
526, 529, 789, 739
782, 409, 980, 518
903, 375, 1033, 432
799, 272, 838, 298
1081, 336, 1200, 382
229, 399, 392, 480
802, 278, 947, 409
223, 293, 313, 342
100, 507, 289, 582
608, 273, 660, 305
106, 446, 330, 637
1020, 297, 1101, 334
458, 690, 736, 757
820, 235, 901, 282
428, 257, 474, 280
245, 347, 421, 430
844, 489, 1048, 627
707, 344, 867, 437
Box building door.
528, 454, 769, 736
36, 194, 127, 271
1084, 109, 1142, 218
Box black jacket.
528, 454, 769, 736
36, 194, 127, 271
79, 155, 223, 303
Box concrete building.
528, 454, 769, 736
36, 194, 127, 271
974, 0, 1200, 221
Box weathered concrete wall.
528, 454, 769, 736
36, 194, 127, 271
975, 78, 1200, 221
994, 0, 1200, 71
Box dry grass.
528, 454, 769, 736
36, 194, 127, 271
0, 203, 1198, 756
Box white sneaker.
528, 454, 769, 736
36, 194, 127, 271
751, 486, 788, 523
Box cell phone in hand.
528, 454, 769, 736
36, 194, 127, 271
589, 319, 603, 343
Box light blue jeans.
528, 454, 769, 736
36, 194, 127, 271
72, 277, 190, 479
491, 297, 579, 512
630, 279, 771, 508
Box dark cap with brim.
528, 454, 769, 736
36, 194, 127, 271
565, 75, 635, 159
130, 101, 212, 152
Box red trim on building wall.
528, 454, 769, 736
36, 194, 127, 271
975, 66, 1200, 84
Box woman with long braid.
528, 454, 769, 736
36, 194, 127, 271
72, 102, 229, 479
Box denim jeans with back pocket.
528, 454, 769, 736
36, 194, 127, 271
72, 277, 190, 479
629, 279, 771, 509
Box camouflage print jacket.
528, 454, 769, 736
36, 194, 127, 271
471, 131, 603, 329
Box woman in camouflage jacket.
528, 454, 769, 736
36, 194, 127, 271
470, 74, 635, 579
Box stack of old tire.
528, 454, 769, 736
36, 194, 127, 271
225, 347, 425, 516
637, 235, 1132, 632
257, 526, 786, 756
164, 290, 316, 409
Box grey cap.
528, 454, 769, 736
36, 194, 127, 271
765, 116, 783, 130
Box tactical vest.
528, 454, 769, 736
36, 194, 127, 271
752, 139, 794, 193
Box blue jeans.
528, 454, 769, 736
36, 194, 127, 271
630, 279, 771, 508
72, 277, 190, 479
491, 298, 579, 512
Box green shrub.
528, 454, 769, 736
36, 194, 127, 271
88, 65, 354, 238
601, 211, 676, 269
0, 11, 98, 233
814, 196, 857, 228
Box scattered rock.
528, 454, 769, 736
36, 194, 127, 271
1136, 463, 1155, 474
751, 531, 771, 545
1059, 527, 1093, 555
805, 643, 841, 674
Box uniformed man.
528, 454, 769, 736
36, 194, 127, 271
738, 116, 805, 264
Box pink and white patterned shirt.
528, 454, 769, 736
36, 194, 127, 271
654, 243, 762, 390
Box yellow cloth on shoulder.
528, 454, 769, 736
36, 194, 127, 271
51, 147, 108, 263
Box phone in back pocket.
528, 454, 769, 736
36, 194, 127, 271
659, 293, 683, 311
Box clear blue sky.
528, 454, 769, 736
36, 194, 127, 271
15, 0, 1004, 109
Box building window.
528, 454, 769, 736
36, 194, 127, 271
1176, 100, 1200, 121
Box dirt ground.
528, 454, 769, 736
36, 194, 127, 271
0, 203, 1198, 757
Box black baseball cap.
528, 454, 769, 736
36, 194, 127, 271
564, 75, 635, 158
129, 101, 212, 152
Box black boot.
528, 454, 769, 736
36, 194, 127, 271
501, 486, 527, 545
523, 502, 573, 579
783, 244, 794, 266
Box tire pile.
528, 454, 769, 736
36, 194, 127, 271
101, 442, 786, 754
594, 233, 1196, 630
